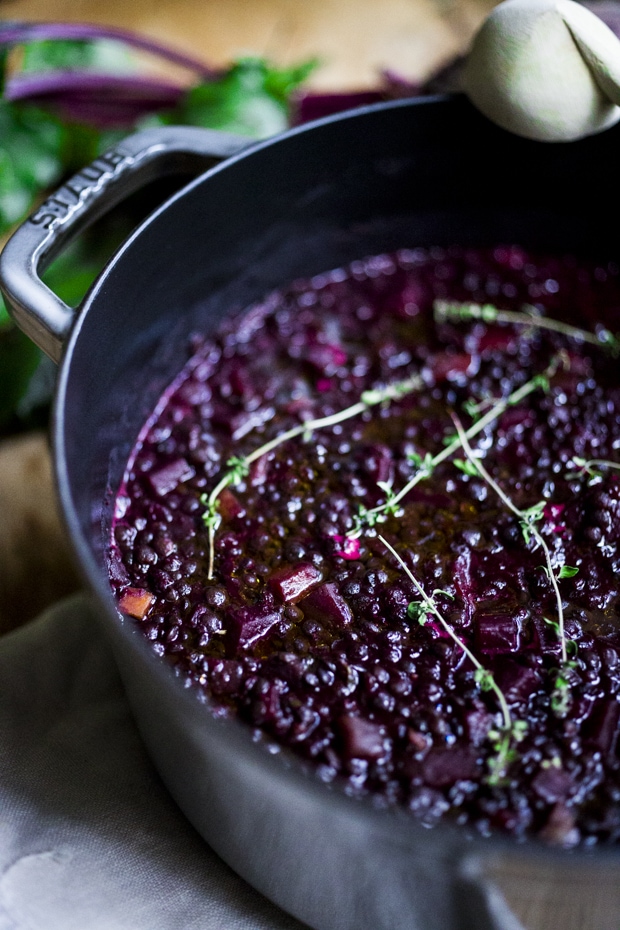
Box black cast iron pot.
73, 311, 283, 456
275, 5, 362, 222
2, 95, 620, 930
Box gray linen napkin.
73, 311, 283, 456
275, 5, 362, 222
0, 594, 307, 930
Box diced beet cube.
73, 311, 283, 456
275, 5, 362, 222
477, 329, 516, 354
531, 616, 565, 654
268, 562, 322, 603
498, 406, 533, 431
543, 502, 565, 523
453, 549, 476, 619
407, 729, 429, 752
224, 575, 244, 602
148, 458, 195, 496
475, 614, 520, 653
218, 488, 246, 521
495, 659, 542, 703
430, 352, 474, 383
228, 362, 254, 398
118, 587, 155, 619
584, 699, 620, 755
229, 409, 273, 441
108, 548, 130, 586
300, 582, 353, 627
338, 715, 385, 760
364, 443, 393, 485
249, 454, 270, 486
421, 746, 479, 787
212, 406, 273, 440
538, 803, 579, 847
332, 535, 361, 560
532, 765, 573, 804
226, 604, 282, 650
464, 706, 494, 746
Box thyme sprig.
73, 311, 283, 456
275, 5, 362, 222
434, 299, 620, 355
451, 416, 577, 667
202, 372, 422, 578
379, 535, 525, 785
350, 361, 558, 537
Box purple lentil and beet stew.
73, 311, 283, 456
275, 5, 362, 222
109, 245, 620, 846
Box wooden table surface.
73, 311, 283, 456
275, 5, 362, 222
0, 0, 496, 636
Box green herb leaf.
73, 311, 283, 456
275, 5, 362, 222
226, 455, 250, 484
558, 565, 579, 579
462, 397, 480, 419
543, 616, 560, 636
20, 36, 134, 73
406, 450, 434, 474
172, 56, 316, 138
454, 457, 479, 477
551, 685, 572, 718
520, 500, 545, 544
407, 602, 427, 625
474, 668, 495, 691
200, 493, 221, 531
376, 481, 399, 515
0, 100, 66, 235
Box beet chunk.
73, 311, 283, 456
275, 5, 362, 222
430, 351, 474, 383
268, 562, 323, 603
218, 488, 246, 521
421, 746, 479, 787
475, 614, 520, 653
532, 765, 573, 804
304, 342, 347, 373
495, 659, 542, 703
583, 699, 620, 755
301, 583, 353, 627
338, 715, 386, 760
108, 548, 130, 586
364, 443, 393, 485
226, 605, 283, 650
148, 458, 195, 496
538, 803, 579, 847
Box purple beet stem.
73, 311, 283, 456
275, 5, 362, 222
0, 21, 214, 77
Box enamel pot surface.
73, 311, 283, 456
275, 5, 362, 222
2, 95, 620, 930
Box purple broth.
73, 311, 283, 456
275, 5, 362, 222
110, 244, 620, 845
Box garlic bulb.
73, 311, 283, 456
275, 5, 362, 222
462, 0, 620, 142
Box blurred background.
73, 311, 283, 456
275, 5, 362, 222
3, 0, 496, 89
0, 0, 498, 632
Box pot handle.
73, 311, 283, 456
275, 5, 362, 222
0, 125, 251, 362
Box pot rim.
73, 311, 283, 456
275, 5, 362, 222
50, 93, 620, 873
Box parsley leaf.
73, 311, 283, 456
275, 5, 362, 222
0, 101, 66, 234
20, 37, 133, 73
171, 57, 316, 138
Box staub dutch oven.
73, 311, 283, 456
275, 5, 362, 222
2, 95, 620, 930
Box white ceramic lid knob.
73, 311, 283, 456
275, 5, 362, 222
463, 0, 620, 141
